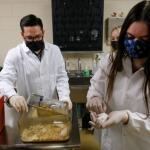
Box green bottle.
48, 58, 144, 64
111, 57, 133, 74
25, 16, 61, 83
82, 66, 90, 77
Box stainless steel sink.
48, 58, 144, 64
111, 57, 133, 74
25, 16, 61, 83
68, 71, 92, 85
68, 71, 92, 103
69, 76, 91, 85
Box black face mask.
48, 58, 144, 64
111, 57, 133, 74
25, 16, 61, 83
25, 40, 45, 52
111, 41, 118, 50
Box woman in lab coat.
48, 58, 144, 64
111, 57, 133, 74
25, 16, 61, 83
0, 14, 72, 127
110, 26, 121, 52
86, 1, 150, 150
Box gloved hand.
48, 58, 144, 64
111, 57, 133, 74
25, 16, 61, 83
86, 97, 107, 114
60, 99, 72, 110
9, 95, 28, 112
101, 110, 129, 128
89, 112, 108, 128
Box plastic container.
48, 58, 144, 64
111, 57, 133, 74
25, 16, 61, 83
0, 96, 5, 133
18, 94, 72, 142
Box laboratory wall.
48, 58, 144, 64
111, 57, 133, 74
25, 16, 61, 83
0, 0, 142, 68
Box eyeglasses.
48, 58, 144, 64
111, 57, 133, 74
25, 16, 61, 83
24, 35, 43, 42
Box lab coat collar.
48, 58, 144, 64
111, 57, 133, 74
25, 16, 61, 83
22, 40, 48, 54
123, 56, 144, 76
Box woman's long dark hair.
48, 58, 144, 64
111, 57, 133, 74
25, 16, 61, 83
107, 0, 150, 116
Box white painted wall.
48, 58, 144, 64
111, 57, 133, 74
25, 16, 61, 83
0, 0, 143, 68
0, 0, 52, 65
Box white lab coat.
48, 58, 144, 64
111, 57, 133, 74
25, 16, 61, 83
87, 54, 150, 150
0, 41, 70, 127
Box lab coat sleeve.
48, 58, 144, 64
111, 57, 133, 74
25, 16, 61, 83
55, 46, 70, 101
124, 111, 150, 139
87, 54, 111, 102
0, 49, 18, 98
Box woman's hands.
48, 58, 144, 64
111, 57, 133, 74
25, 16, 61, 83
89, 112, 108, 128
102, 110, 129, 128
86, 97, 107, 114
87, 97, 129, 128
89, 110, 129, 129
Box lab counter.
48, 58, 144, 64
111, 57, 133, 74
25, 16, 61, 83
0, 104, 80, 150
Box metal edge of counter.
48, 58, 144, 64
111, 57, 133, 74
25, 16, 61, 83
0, 103, 80, 150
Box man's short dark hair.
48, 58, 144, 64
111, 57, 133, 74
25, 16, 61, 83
20, 14, 43, 32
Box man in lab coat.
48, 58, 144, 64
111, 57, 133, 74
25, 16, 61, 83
0, 14, 72, 127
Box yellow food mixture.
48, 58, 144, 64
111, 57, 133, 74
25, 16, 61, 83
21, 122, 70, 142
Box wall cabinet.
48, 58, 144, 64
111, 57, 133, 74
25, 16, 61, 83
52, 0, 104, 52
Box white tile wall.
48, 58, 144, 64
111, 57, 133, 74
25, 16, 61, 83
0, 0, 143, 68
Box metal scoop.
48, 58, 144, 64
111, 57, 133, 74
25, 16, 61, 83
27, 94, 67, 116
